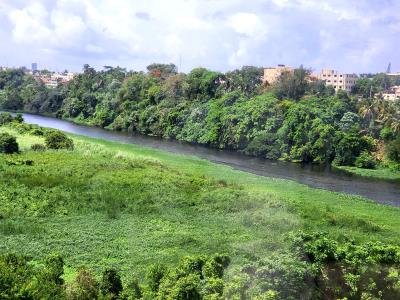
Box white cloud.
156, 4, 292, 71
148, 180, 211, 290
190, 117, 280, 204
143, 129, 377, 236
228, 12, 267, 39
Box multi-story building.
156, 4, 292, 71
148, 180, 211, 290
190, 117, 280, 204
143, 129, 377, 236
315, 69, 358, 92
263, 64, 294, 85
382, 86, 400, 101
31, 63, 38, 73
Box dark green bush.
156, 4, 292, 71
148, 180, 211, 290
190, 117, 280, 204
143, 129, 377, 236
355, 151, 376, 169
386, 135, 400, 163
0, 112, 13, 125
45, 131, 74, 150
14, 114, 24, 123
31, 143, 46, 151
100, 268, 123, 299
0, 132, 19, 154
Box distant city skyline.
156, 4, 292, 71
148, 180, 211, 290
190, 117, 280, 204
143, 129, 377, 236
0, 0, 400, 73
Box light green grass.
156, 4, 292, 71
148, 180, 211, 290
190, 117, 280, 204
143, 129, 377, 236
335, 165, 400, 181
1, 127, 400, 283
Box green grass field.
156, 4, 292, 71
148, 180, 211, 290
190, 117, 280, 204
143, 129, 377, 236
1, 126, 400, 284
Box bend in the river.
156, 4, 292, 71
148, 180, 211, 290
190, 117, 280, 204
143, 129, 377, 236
18, 113, 400, 207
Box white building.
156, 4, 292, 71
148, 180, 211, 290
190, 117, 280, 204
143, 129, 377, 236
382, 86, 400, 101
315, 69, 358, 93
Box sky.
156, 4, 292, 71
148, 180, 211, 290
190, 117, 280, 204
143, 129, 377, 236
0, 0, 399, 73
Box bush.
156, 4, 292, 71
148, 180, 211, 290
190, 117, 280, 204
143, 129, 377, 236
66, 268, 98, 300
30, 128, 44, 136
31, 143, 46, 152
0, 133, 19, 154
14, 114, 24, 123
0, 112, 13, 125
386, 136, 400, 163
355, 151, 376, 169
45, 131, 74, 150
100, 268, 123, 299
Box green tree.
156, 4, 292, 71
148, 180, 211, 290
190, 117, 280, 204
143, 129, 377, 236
0, 132, 19, 154
45, 131, 74, 150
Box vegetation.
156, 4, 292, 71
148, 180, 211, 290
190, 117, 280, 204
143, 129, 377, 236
1, 65, 399, 178
0, 132, 19, 154
45, 130, 74, 150
0, 121, 400, 298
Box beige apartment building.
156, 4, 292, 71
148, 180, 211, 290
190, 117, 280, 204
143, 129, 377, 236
315, 69, 358, 92
382, 86, 400, 101
263, 64, 294, 85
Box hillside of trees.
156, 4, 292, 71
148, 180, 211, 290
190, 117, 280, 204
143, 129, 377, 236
1, 64, 399, 170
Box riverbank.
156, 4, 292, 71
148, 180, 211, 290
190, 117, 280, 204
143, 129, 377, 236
4, 110, 400, 184
335, 164, 400, 181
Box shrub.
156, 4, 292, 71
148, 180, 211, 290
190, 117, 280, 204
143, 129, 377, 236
100, 268, 123, 299
14, 114, 24, 123
120, 278, 142, 300
31, 143, 46, 152
66, 268, 98, 300
45, 131, 74, 150
0, 112, 13, 125
386, 136, 400, 163
0, 133, 19, 154
355, 151, 376, 169
30, 128, 44, 136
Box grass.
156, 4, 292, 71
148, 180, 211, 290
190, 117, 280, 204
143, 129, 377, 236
335, 165, 400, 181
1, 126, 400, 283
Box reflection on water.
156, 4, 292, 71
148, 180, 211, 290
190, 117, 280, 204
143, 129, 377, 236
20, 113, 400, 207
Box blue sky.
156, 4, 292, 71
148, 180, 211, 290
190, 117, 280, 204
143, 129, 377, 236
0, 0, 399, 73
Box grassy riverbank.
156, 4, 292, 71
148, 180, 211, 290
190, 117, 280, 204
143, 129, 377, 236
1, 126, 400, 296
335, 164, 400, 181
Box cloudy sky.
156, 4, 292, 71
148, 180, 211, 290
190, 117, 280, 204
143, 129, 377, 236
0, 0, 399, 73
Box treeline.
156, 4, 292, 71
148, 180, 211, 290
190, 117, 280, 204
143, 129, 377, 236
2, 234, 400, 299
1, 64, 400, 169
0, 253, 230, 299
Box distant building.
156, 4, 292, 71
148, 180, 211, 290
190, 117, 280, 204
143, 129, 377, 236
31, 63, 38, 72
262, 64, 294, 85
381, 86, 400, 101
386, 72, 400, 77
315, 69, 358, 93
34, 72, 76, 88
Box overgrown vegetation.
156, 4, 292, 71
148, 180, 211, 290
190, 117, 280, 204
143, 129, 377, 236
0, 121, 400, 298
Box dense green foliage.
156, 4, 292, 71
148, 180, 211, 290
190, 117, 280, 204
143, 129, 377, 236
294, 232, 400, 299
0, 132, 19, 154
45, 130, 74, 150
2, 65, 399, 172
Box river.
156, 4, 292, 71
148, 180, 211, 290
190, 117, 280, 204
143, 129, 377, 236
19, 113, 400, 207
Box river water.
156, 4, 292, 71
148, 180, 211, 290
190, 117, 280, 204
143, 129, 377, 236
19, 113, 400, 206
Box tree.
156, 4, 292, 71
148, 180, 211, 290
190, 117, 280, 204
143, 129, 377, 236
386, 135, 400, 162
100, 268, 123, 299
333, 133, 374, 166
274, 67, 311, 100
0, 132, 19, 154
147, 63, 178, 79
45, 131, 74, 150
